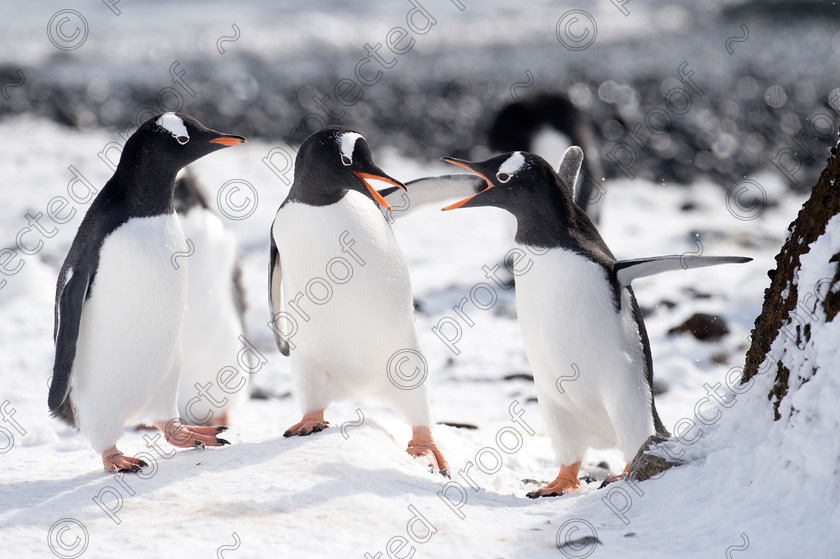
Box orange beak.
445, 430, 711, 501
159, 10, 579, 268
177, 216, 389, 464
210, 135, 247, 146
440, 157, 494, 211
352, 171, 405, 211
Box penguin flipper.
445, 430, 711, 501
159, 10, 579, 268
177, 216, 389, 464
379, 174, 486, 220
556, 146, 584, 196
268, 232, 290, 356
615, 255, 753, 287
49, 264, 92, 421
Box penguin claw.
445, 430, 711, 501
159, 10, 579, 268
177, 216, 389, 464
102, 447, 148, 474
154, 420, 233, 449
407, 426, 449, 475
284, 411, 329, 437
599, 464, 631, 488
526, 462, 583, 498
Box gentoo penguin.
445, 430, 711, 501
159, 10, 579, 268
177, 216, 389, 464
49, 112, 245, 473
174, 169, 249, 426
441, 147, 750, 497
269, 126, 448, 473
488, 93, 606, 223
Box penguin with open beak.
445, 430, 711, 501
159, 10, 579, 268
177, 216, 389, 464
441, 147, 750, 496
269, 126, 448, 474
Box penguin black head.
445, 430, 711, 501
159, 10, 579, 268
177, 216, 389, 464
291, 126, 405, 210
120, 112, 246, 175
440, 151, 574, 216
440, 149, 607, 253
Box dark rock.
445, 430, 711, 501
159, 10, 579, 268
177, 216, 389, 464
640, 300, 676, 318
626, 435, 685, 483
503, 372, 534, 382
651, 379, 669, 396
710, 352, 730, 365
668, 313, 730, 341
249, 388, 291, 400
683, 287, 713, 300
437, 421, 478, 430
558, 536, 602, 551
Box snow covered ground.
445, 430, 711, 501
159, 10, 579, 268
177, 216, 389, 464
3, 114, 835, 558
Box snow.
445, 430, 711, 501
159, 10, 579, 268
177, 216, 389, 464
1, 114, 837, 558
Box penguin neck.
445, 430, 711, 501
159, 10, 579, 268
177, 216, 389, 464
284, 184, 348, 207
513, 185, 615, 264
513, 186, 575, 249
112, 158, 177, 216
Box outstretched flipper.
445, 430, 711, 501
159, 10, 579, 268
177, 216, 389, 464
268, 232, 290, 356
379, 174, 486, 220
615, 255, 752, 287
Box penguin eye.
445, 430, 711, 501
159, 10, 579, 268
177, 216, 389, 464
497, 172, 511, 183
176, 136, 189, 145
341, 155, 352, 166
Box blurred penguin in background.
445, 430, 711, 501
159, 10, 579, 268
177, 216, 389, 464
175, 168, 253, 426
489, 93, 606, 223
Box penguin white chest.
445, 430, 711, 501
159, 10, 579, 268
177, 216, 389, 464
513, 247, 654, 462
272, 192, 420, 393
71, 213, 188, 443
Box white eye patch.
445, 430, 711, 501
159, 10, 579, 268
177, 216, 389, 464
339, 132, 362, 165
156, 113, 190, 144
498, 151, 526, 176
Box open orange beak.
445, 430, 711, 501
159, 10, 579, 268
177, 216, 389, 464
210, 135, 247, 146
352, 171, 405, 211
440, 157, 494, 211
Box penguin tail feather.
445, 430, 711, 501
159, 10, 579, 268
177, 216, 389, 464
49, 393, 78, 429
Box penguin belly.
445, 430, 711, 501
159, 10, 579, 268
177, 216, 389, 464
514, 247, 654, 465
69, 214, 188, 453
177, 208, 247, 423
273, 191, 430, 425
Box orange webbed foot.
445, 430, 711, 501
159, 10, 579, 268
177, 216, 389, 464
284, 410, 329, 437
102, 446, 149, 473
154, 420, 230, 448
599, 463, 631, 488
407, 426, 449, 476
526, 462, 582, 498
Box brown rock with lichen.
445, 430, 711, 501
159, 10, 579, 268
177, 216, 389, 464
741, 134, 840, 420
